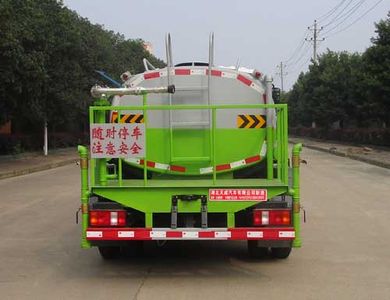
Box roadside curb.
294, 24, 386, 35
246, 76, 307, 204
0, 158, 78, 180
298, 143, 390, 170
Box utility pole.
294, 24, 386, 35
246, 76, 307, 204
305, 20, 324, 63
276, 62, 287, 94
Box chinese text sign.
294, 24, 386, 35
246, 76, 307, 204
90, 124, 145, 158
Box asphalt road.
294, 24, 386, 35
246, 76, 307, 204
0, 148, 389, 300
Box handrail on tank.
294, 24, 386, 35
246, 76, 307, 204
143, 58, 157, 71
88, 100, 289, 188
91, 103, 286, 110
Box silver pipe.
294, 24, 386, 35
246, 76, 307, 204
265, 75, 274, 128
91, 85, 175, 98
143, 58, 156, 71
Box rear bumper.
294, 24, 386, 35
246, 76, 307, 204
86, 227, 295, 241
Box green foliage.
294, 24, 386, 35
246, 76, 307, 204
0, 0, 165, 133
363, 12, 390, 125
287, 12, 390, 129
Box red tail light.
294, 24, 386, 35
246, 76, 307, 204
253, 209, 291, 226
89, 210, 126, 227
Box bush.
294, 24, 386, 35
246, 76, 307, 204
0, 135, 20, 154
0, 132, 89, 155
290, 127, 390, 147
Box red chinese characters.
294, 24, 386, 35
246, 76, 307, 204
90, 123, 145, 158
92, 127, 104, 141
105, 142, 116, 155
130, 142, 142, 154
119, 141, 129, 154
92, 141, 103, 154
106, 126, 117, 139
118, 127, 130, 140
131, 126, 143, 141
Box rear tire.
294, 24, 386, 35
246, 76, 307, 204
247, 241, 268, 259
98, 246, 121, 259
270, 247, 292, 259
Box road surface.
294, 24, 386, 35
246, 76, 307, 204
0, 148, 389, 300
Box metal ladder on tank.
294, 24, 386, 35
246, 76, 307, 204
166, 33, 214, 164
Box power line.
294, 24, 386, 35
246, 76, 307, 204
279, 0, 382, 88
329, 0, 366, 24
288, 56, 311, 74
288, 40, 324, 75
285, 46, 311, 72
283, 44, 311, 78
317, 0, 348, 22
281, 1, 346, 69
296, 56, 313, 73
322, 0, 367, 35
321, 0, 356, 27
284, 30, 310, 63
290, 43, 312, 67
324, 0, 384, 37
285, 18, 325, 76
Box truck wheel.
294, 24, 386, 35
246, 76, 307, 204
98, 246, 121, 259
270, 247, 292, 259
247, 241, 268, 258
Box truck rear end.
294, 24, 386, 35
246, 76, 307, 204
78, 64, 303, 260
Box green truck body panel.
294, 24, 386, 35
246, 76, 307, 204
92, 180, 288, 213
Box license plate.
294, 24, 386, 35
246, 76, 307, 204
209, 189, 267, 201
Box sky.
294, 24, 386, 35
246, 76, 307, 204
63, 0, 389, 90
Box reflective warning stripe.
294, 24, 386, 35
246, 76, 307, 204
133, 68, 264, 93
126, 146, 265, 174
200, 142, 266, 174
206, 69, 222, 77
200, 155, 262, 174
111, 111, 118, 123
111, 113, 143, 123
190, 69, 205, 75
169, 165, 186, 172
199, 167, 213, 174
237, 74, 252, 86
125, 158, 186, 173
260, 142, 267, 157
237, 115, 266, 129
86, 227, 295, 241
121, 114, 143, 123
175, 69, 191, 75
251, 83, 263, 93
144, 71, 160, 80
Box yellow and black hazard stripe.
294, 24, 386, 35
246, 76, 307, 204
112, 113, 144, 123
237, 115, 266, 129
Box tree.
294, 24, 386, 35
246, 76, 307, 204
287, 12, 390, 130
0, 0, 165, 153
363, 12, 390, 127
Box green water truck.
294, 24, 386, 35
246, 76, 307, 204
78, 52, 303, 260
